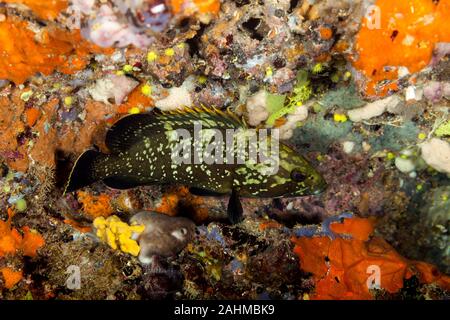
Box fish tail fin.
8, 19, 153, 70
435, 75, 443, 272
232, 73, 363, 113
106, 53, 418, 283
64, 150, 103, 194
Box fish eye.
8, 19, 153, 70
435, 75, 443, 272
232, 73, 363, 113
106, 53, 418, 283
171, 228, 189, 241
290, 169, 307, 182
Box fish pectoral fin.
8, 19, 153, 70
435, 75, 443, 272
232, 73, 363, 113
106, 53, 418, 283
188, 187, 226, 197
103, 176, 145, 190
227, 188, 243, 224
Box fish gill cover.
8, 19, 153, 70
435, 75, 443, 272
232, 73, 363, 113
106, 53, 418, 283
0, 0, 448, 302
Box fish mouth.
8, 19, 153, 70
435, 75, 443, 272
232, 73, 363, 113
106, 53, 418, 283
313, 187, 325, 195
312, 179, 328, 195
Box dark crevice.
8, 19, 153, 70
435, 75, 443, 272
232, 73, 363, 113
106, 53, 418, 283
289, 0, 301, 13
242, 17, 267, 41
186, 23, 207, 58
233, 0, 250, 7
243, 17, 261, 30
177, 17, 192, 33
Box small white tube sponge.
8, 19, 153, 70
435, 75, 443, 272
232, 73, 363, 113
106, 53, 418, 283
278, 105, 308, 140
246, 90, 269, 127
88, 74, 139, 105
420, 138, 450, 174
155, 77, 195, 111
348, 95, 401, 122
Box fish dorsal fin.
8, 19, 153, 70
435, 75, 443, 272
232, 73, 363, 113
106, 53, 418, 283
157, 105, 245, 129
105, 113, 156, 153
105, 106, 245, 153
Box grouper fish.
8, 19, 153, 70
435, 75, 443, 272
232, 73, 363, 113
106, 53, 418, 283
65, 107, 327, 223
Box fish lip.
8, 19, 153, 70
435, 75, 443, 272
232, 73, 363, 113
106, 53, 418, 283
313, 180, 328, 195
313, 188, 325, 195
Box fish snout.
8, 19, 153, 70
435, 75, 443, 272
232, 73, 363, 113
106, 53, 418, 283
311, 174, 327, 195
313, 183, 327, 195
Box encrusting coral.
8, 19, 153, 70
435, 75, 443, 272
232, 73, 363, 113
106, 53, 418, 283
0, 15, 109, 84
353, 0, 450, 97
77, 191, 114, 219
0, 208, 45, 259
155, 186, 209, 223
2, 0, 68, 20
0, 267, 23, 290
0, 208, 45, 290
291, 217, 450, 300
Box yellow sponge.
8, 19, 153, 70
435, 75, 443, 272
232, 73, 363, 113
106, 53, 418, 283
93, 216, 145, 256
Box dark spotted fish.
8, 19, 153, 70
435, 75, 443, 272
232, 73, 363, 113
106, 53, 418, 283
65, 107, 326, 223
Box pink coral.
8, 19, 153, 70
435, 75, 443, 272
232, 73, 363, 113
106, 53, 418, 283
82, 5, 153, 48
